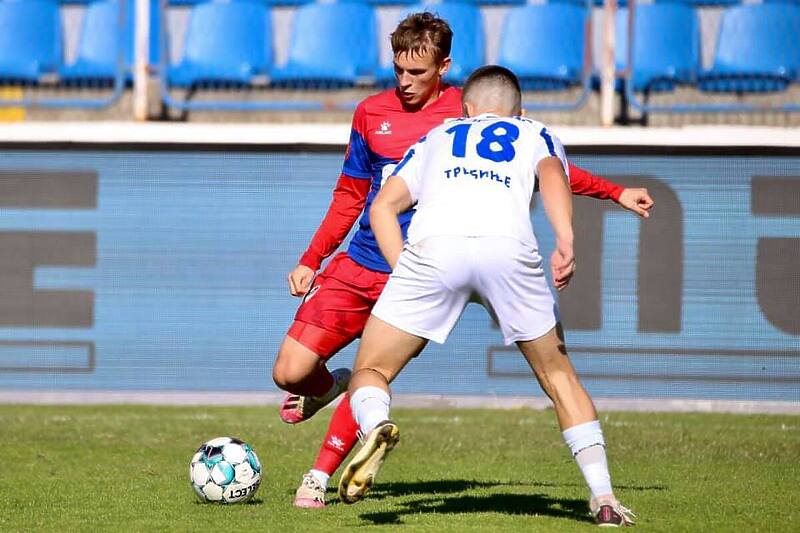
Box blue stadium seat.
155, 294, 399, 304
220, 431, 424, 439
588, 0, 735, 8
497, 3, 587, 90
0, 0, 62, 82
270, 1, 377, 86
616, 4, 700, 92
376, 3, 485, 86
168, 0, 312, 4
585, 0, 626, 7
663, 0, 738, 5
60, 0, 132, 83
698, 4, 800, 93
471, 0, 525, 6
363, 0, 417, 5
168, 0, 272, 87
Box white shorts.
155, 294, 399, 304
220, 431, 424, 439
371, 236, 558, 345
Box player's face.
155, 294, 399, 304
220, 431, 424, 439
393, 49, 450, 109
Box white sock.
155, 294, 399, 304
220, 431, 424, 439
350, 385, 391, 435
308, 469, 329, 488
562, 420, 613, 500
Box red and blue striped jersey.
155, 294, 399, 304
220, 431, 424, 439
343, 86, 463, 272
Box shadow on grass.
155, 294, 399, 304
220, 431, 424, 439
357, 478, 666, 501
359, 492, 593, 525
366, 478, 527, 499
344, 478, 666, 526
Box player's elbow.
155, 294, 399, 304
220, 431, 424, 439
369, 197, 391, 222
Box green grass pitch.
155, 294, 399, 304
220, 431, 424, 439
1, 404, 798, 532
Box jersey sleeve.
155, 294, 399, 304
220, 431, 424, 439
298, 174, 371, 271
533, 126, 569, 177
567, 163, 624, 201
341, 102, 372, 179
393, 136, 427, 203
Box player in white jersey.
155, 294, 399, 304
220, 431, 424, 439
338, 66, 636, 527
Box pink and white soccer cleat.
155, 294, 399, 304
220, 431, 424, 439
294, 472, 327, 508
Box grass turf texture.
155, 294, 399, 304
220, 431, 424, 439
1, 405, 798, 532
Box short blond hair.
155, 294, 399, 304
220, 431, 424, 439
391, 12, 453, 64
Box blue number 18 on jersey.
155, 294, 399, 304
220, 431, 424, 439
445, 121, 520, 163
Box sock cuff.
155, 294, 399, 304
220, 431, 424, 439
308, 469, 330, 486
350, 385, 390, 408
350, 385, 391, 435
562, 420, 605, 456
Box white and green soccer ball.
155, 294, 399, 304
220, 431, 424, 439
189, 437, 262, 503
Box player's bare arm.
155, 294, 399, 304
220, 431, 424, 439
538, 156, 575, 291
369, 176, 414, 270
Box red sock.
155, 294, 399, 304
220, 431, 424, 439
312, 393, 360, 476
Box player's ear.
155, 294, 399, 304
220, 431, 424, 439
438, 57, 451, 77
464, 101, 475, 117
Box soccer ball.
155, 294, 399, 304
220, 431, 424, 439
189, 436, 262, 503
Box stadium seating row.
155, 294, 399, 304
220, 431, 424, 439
619, 2, 800, 93
156, 0, 800, 5
1, 0, 799, 94
59, 0, 800, 6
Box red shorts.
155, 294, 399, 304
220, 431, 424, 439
289, 252, 389, 359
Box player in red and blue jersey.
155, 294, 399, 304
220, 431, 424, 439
270, 12, 654, 508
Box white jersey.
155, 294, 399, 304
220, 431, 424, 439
394, 113, 568, 248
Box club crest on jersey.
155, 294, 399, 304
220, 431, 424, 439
375, 121, 392, 135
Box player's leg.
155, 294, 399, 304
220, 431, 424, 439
277, 320, 356, 507
273, 322, 353, 425
517, 328, 635, 527
477, 238, 633, 526
282, 253, 390, 507
294, 395, 361, 508
273, 333, 339, 397
339, 315, 427, 504
517, 325, 597, 427
339, 239, 469, 504
274, 253, 378, 424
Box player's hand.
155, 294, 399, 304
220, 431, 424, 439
551, 241, 575, 291
617, 188, 654, 218
287, 264, 315, 297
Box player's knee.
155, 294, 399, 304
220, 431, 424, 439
271, 361, 291, 390
272, 353, 302, 390
273, 338, 316, 390
274, 356, 316, 389
351, 366, 391, 388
